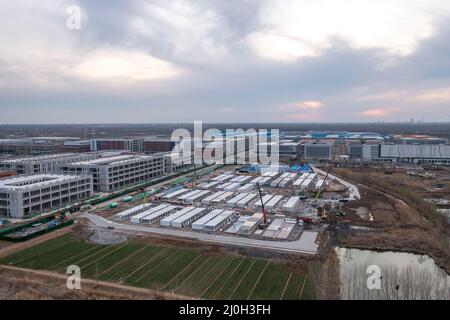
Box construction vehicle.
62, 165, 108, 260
255, 182, 269, 229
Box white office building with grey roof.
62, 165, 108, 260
58, 154, 165, 192
0, 174, 93, 218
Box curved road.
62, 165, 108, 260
81, 213, 319, 255
312, 165, 361, 200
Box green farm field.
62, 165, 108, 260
0, 233, 314, 300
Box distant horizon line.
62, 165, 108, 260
0, 121, 449, 126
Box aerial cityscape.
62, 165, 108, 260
0, 0, 449, 308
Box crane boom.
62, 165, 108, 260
255, 182, 267, 225
315, 165, 333, 199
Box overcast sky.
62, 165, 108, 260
1, 0, 450, 124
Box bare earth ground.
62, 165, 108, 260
0, 265, 194, 300
0, 220, 318, 300
316, 246, 340, 300
331, 168, 450, 273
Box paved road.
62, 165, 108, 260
312, 166, 361, 200
81, 213, 319, 255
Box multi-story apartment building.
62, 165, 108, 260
59, 154, 165, 192
0, 153, 103, 175
90, 139, 144, 152
0, 174, 93, 218
163, 153, 194, 174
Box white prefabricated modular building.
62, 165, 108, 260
278, 178, 291, 188
199, 181, 221, 190
141, 205, 180, 224
130, 204, 170, 223
300, 173, 310, 180
236, 193, 258, 208
293, 178, 305, 186
212, 174, 234, 182
162, 188, 191, 200
211, 191, 234, 205
217, 182, 234, 190
226, 193, 249, 207
203, 210, 236, 232
230, 176, 244, 183
185, 190, 210, 204
263, 218, 285, 238
239, 213, 264, 235
192, 209, 224, 230
114, 203, 152, 220
177, 189, 203, 202
238, 176, 252, 184
276, 221, 297, 239
171, 207, 207, 228
270, 177, 284, 187
283, 196, 301, 212
265, 195, 284, 211
201, 191, 225, 205
160, 206, 195, 227
224, 183, 241, 191
315, 179, 325, 190
238, 183, 254, 192
254, 195, 274, 208
300, 179, 313, 190
262, 171, 279, 177
249, 176, 264, 185
258, 177, 272, 186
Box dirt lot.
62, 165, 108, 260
0, 265, 194, 300
330, 168, 450, 273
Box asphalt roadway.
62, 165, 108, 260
82, 213, 319, 255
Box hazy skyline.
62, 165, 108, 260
1, 0, 450, 124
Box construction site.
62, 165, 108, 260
87, 162, 359, 253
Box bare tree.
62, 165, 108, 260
341, 263, 449, 300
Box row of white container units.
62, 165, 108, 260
261, 171, 280, 178
217, 182, 242, 191
249, 176, 274, 186
282, 196, 301, 213
293, 173, 318, 189
160, 206, 208, 228
199, 180, 256, 193
118, 202, 239, 232
226, 192, 259, 208
211, 173, 234, 182
270, 172, 298, 188
129, 204, 181, 224
161, 188, 192, 201
176, 189, 212, 204
238, 213, 264, 235
253, 194, 284, 212
198, 181, 221, 190
113, 203, 152, 221
262, 217, 298, 240
192, 209, 238, 232
201, 191, 235, 205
